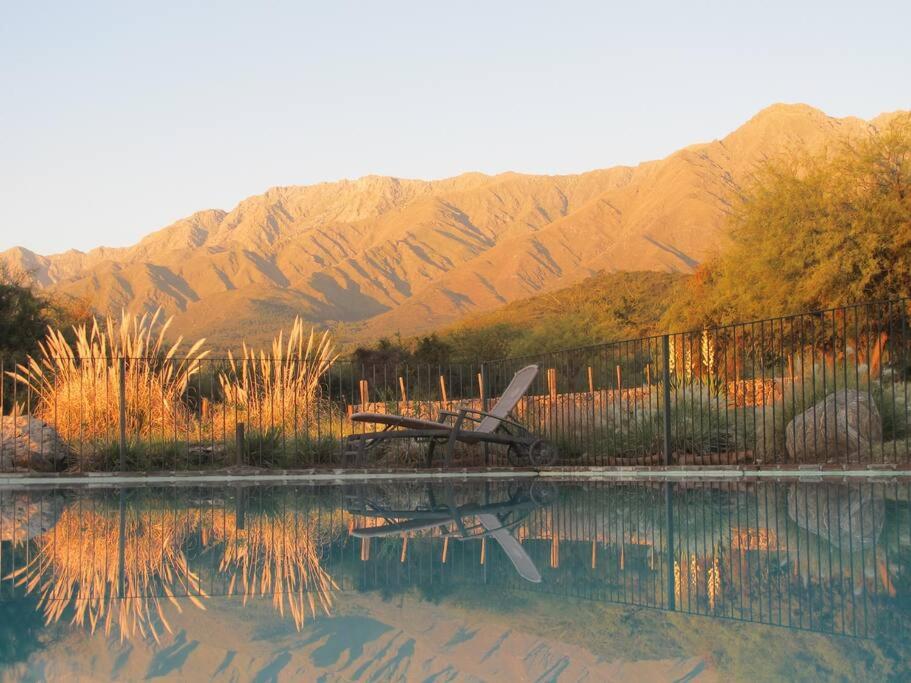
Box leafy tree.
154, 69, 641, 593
444, 323, 522, 362
411, 334, 452, 366
352, 336, 410, 371
0, 265, 52, 361
667, 115, 911, 328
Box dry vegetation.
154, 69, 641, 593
4, 309, 343, 469
8, 308, 208, 445
217, 318, 339, 436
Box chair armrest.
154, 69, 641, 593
438, 408, 484, 424
442, 407, 529, 433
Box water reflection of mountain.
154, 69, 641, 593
0, 480, 909, 679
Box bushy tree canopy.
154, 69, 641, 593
0, 267, 52, 360
668, 116, 911, 328
0, 266, 93, 362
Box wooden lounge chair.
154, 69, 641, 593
343, 364, 556, 467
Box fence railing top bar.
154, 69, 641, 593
478, 296, 910, 364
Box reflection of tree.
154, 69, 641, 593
7, 505, 206, 643
208, 508, 339, 630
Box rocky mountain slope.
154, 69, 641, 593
3, 104, 903, 348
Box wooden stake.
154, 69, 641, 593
587, 366, 594, 394
442, 536, 449, 563
591, 540, 597, 569
399, 376, 407, 403
550, 533, 560, 568
616, 365, 622, 391
359, 379, 369, 408
480, 537, 486, 565
646, 363, 651, 386
400, 535, 408, 563
477, 372, 485, 402
547, 368, 557, 401
439, 375, 448, 404
360, 537, 370, 561
870, 330, 889, 375
879, 557, 896, 597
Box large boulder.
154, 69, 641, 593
0, 491, 64, 542
787, 483, 884, 548
0, 415, 69, 471
785, 389, 882, 463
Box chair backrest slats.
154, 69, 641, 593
477, 365, 538, 433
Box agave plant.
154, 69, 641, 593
218, 318, 338, 436
8, 308, 208, 447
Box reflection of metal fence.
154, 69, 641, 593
2, 299, 911, 471
1, 480, 907, 642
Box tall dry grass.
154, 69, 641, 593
8, 308, 208, 446
218, 318, 338, 436
7, 505, 206, 643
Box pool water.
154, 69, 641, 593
0, 478, 908, 681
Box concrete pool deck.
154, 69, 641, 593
1, 464, 910, 487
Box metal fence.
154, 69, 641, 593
1, 299, 910, 471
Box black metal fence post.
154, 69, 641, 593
117, 488, 126, 597
662, 335, 673, 466
235, 422, 245, 467
665, 481, 675, 610
480, 362, 489, 466
118, 356, 127, 471
235, 485, 246, 530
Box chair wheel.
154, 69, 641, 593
530, 480, 558, 506
528, 439, 557, 467
506, 443, 527, 466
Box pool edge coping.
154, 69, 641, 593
2, 466, 911, 487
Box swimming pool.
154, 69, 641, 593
0, 478, 908, 680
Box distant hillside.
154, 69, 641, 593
3, 104, 904, 349
348, 271, 686, 362
440, 270, 685, 357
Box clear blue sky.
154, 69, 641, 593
1, 0, 909, 254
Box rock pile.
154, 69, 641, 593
0, 415, 69, 471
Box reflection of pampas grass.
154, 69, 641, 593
209, 508, 338, 630
689, 554, 699, 589
7, 506, 206, 643
674, 560, 681, 603
707, 553, 721, 610
9, 308, 207, 446
218, 319, 337, 435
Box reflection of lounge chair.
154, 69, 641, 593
344, 365, 555, 468
347, 484, 554, 583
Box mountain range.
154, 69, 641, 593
2, 104, 905, 349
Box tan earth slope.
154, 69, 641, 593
1, 103, 896, 348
